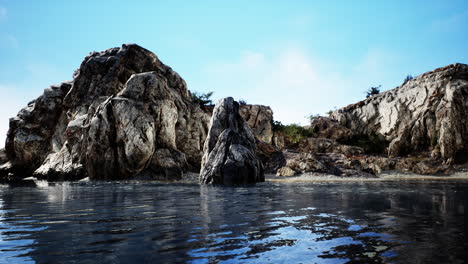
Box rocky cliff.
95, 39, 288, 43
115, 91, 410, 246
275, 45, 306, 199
331, 63, 468, 164
0, 44, 277, 182
0, 44, 465, 182
2, 44, 213, 181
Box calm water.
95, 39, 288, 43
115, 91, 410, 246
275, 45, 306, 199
0, 180, 466, 264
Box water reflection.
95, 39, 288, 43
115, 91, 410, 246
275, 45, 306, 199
0, 180, 466, 263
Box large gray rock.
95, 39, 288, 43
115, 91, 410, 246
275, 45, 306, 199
332, 63, 468, 163
200, 97, 264, 184
3, 44, 210, 180
5, 82, 72, 174
239, 104, 274, 144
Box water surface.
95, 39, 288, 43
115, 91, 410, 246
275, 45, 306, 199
0, 179, 466, 263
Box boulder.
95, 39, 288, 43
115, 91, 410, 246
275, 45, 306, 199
276, 166, 296, 177
298, 137, 364, 156
332, 63, 468, 163
309, 116, 353, 142
4, 44, 210, 180
276, 150, 376, 178
200, 97, 264, 184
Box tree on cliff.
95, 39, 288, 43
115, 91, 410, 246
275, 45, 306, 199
403, 74, 414, 85
191, 91, 214, 107
366, 85, 381, 98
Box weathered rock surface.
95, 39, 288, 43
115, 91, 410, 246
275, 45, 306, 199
332, 63, 468, 164
200, 104, 274, 144
239, 104, 274, 144
200, 97, 264, 184
298, 138, 364, 156
256, 139, 285, 173
276, 166, 296, 177
275, 150, 375, 177
0, 149, 7, 164
1, 45, 465, 181
309, 116, 353, 142
2, 44, 211, 181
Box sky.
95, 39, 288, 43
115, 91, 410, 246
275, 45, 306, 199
0, 0, 467, 147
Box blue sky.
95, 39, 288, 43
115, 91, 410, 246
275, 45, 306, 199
0, 0, 467, 146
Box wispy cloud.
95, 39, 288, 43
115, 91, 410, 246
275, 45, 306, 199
197, 47, 403, 125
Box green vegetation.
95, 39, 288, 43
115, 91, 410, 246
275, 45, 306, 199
403, 74, 414, 85
272, 121, 315, 145
306, 114, 320, 123
325, 107, 337, 116
345, 132, 389, 154
191, 91, 214, 107
366, 85, 381, 98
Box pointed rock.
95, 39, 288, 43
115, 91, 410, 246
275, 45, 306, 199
200, 97, 264, 184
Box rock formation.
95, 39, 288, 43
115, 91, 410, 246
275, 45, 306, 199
332, 63, 468, 164
0, 43, 465, 182
200, 97, 264, 184
309, 116, 353, 142
239, 105, 274, 144
2, 44, 211, 181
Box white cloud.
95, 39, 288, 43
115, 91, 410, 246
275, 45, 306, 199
197, 47, 402, 125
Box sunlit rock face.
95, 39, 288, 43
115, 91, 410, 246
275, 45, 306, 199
332, 63, 468, 163
239, 105, 274, 144
3, 44, 211, 180
200, 97, 264, 184
0, 44, 277, 181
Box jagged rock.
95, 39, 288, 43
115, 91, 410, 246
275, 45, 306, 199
5, 82, 72, 174
0, 149, 7, 164
298, 138, 364, 156
0, 148, 13, 181
282, 150, 334, 175
239, 104, 274, 144
412, 159, 451, 175
256, 139, 285, 173
276, 150, 376, 177
332, 63, 468, 163
276, 166, 296, 177
4, 44, 210, 180
272, 133, 286, 149
356, 155, 452, 175
200, 97, 264, 184
199, 104, 275, 144
309, 116, 353, 142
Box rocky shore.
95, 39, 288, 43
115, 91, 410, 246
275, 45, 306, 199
1, 44, 467, 184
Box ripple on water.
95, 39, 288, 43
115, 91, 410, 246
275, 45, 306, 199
0, 180, 466, 263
